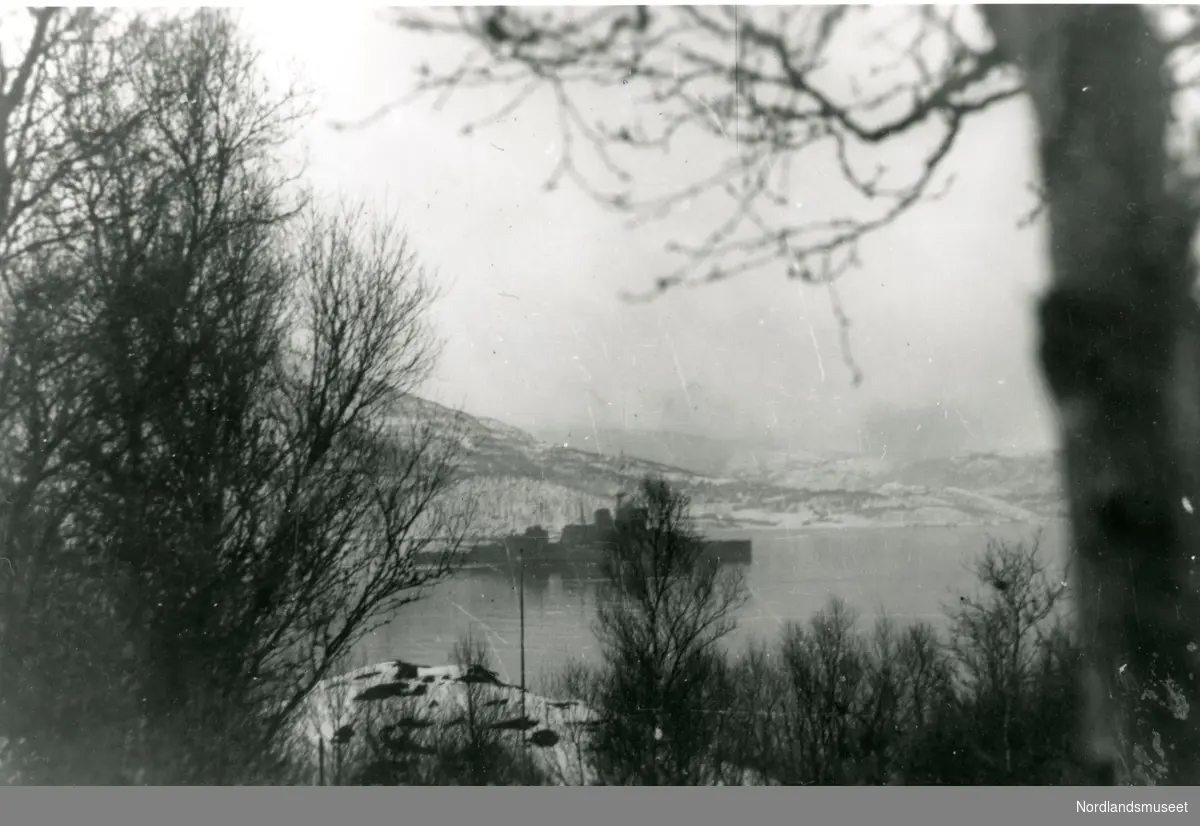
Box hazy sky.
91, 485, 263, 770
241, 7, 1059, 453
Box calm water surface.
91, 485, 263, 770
356, 522, 1069, 692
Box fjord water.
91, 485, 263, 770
357, 521, 1070, 692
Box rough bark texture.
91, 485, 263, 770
983, 5, 1200, 784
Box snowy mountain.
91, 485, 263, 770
392, 398, 1063, 534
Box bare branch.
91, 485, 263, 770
385, 6, 1019, 303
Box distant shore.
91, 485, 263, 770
692, 513, 1062, 534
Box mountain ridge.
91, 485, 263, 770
395, 398, 1065, 535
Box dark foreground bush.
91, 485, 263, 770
724, 535, 1086, 785
721, 602, 956, 785
904, 536, 1084, 784
578, 476, 748, 785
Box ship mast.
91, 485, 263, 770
505, 518, 527, 727
519, 541, 525, 722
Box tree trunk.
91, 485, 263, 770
982, 5, 1200, 784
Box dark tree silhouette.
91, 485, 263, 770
586, 476, 747, 785
0, 9, 472, 784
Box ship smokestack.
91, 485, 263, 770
594, 508, 613, 532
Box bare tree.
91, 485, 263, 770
0, 9, 472, 784
774, 601, 871, 785
946, 536, 1069, 780
587, 475, 747, 785
711, 600, 955, 786
0, 12, 145, 706
387, 5, 1200, 784
0, 8, 154, 781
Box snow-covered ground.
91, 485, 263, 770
291, 660, 599, 784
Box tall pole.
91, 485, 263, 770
519, 544, 526, 722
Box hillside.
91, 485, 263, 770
881, 452, 1064, 518
532, 425, 787, 478
393, 399, 1064, 534
724, 450, 1066, 519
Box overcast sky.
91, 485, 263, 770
240, 7, 1059, 454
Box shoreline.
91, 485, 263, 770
692, 514, 1064, 534
414, 515, 1066, 569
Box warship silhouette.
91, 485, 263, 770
466, 493, 753, 567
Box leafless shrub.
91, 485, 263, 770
583, 475, 747, 785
